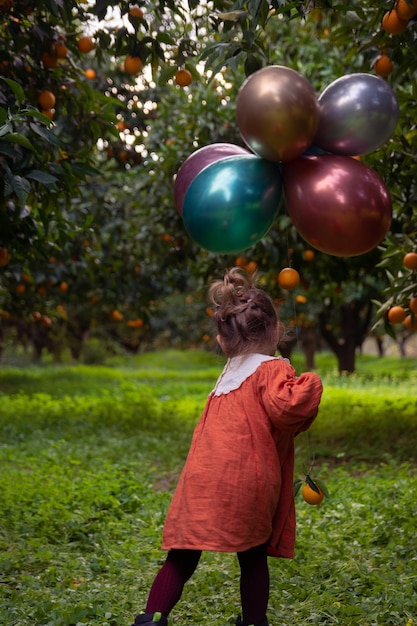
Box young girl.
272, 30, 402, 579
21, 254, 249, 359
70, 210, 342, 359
131, 267, 323, 626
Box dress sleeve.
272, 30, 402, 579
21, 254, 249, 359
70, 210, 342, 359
258, 360, 323, 433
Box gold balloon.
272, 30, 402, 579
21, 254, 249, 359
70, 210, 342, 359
236, 66, 320, 163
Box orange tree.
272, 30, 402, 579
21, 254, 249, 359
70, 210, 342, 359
136, 3, 415, 372
0, 1, 416, 366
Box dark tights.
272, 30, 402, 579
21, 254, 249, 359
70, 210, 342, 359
145, 544, 269, 625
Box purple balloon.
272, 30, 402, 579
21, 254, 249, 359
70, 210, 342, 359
314, 73, 399, 156
283, 155, 392, 257
174, 143, 250, 214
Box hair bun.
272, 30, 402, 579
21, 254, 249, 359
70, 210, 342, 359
210, 267, 256, 306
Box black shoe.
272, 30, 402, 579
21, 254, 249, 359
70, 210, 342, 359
132, 612, 168, 626
235, 617, 269, 626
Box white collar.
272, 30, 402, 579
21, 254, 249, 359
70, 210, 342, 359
212, 353, 279, 396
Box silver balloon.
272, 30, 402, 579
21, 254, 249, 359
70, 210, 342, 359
236, 65, 320, 163
314, 73, 399, 156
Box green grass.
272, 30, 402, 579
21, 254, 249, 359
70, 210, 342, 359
1, 350, 417, 625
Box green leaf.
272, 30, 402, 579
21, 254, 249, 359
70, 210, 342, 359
10, 175, 31, 203
293, 478, 303, 496
0, 121, 13, 137
156, 32, 176, 46
29, 123, 60, 146
3, 133, 34, 151
158, 64, 177, 85
305, 474, 321, 494
0, 77, 25, 104
313, 478, 330, 498
26, 170, 59, 185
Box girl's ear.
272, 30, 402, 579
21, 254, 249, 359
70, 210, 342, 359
216, 334, 226, 354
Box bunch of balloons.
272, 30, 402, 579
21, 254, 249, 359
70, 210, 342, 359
174, 65, 398, 256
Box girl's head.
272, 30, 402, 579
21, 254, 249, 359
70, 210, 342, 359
209, 267, 280, 357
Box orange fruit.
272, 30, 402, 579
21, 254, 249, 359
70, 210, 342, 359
175, 68, 192, 87
410, 297, 417, 314
396, 0, 417, 20
124, 55, 143, 74
373, 54, 394, 78
41, 51, 58, 69
403, 252, 417, 270
382, 10, 408, 34
52, 41, 68, 58
387, 305, 407, 324
404, 314, 417, 331
16, 284, 26, 294
302, 483, 324, 505
303, 249, 315, 261
127, 318, 144, 328
295, 294, 307, 304
41, 315, 52, 328
58, 281, 68, 292
110, 309, 123, 321
85, 68, 96, 79
245, 261, 258, 274
0, 247, 11, 266
129, 5, 144, 18
77, 36, 94, 53
38, 90, 56, 109
278, 267, 300, 291
41, 109, 54, 120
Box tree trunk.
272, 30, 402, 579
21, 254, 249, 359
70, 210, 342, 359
300, 327, 319, 370
318, 301, 372, 374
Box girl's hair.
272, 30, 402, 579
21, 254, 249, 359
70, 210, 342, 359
209, 267, 279, 357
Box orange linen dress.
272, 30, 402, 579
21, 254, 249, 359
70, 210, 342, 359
162, 354, 323, 559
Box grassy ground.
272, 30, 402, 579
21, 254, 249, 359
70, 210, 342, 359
0, 350, 417, 625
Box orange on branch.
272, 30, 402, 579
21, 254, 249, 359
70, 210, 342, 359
277, 267, 300, 291
110, 309, 123, 321
382, 10, 408, 34
404, 314, 417, 331
129, 5, 144, 18
124, 55, 143, 74
77, 36, 94, 53
41, 51, 58, 69
387, 305, 407, 324
85, 68, 96, 79
373, 54, 394, 78
395, 0, 417, 20
410, 297, 417, 314
53, 41, 68, 58
303, 249, 315, 261
41, 315, 52, 328
175, 68, 192, 87
403, 252, 417, 270
0, 247, 11, 266
41, 109, 54, 120
295, 294, 307, 304
302, 482, 324, 505
38, 90, 56, 109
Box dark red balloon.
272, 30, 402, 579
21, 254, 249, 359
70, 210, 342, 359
283, 155, 392, 257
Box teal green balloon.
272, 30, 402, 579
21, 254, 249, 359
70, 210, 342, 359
182, 155, 282, 253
